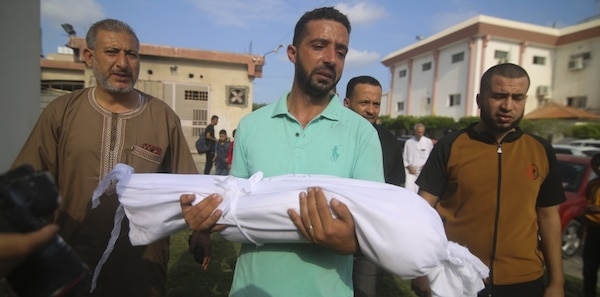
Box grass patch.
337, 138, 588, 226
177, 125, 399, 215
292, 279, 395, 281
167, 231, 239, 297
0, 230, 588, 296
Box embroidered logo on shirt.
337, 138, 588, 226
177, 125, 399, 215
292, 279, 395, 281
526, 163, 539, 180
331, 145, 340, 162
141, 143, 162, 155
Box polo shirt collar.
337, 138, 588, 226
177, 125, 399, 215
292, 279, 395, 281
270, 91, 343, 122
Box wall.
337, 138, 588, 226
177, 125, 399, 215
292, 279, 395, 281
0, 1, 40, 170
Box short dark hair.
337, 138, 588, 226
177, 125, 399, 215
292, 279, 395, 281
292, 7, 351, 47
219, 129, 227, 135
86, 19, 138, 50
480, 63, 530, 94
211, 115, 219, 121
345, 75, 381, 99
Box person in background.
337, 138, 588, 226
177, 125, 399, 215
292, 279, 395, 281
412, 63, 564, 297
226, 129, 236, 171
180, 6, 384, 297
204, 115, 219, 174
343, 75, 405, 297
213, 129, 231, 176
11, 19, 208, 296
402, 123, 433, 193
583, 153, 600, 297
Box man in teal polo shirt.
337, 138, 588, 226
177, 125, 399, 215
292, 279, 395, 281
181, 6, 383, 296
228, 7, 383, 296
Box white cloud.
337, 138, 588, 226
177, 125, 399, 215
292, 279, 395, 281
335, 2, 387, 26
185, 0, 289, 28
345, 48, 380, 69
41, 0, 105, 30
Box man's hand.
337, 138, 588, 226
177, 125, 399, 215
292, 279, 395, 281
0, 224, 58, 277
407, 165, 417, 175
411, 276, 432, 297
287, 187, 357, 255
180, 193, 226, 232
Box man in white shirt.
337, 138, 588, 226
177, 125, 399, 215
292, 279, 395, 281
403, 123, 434, 193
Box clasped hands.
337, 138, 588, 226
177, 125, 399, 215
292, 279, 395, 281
179, 187, 358, 255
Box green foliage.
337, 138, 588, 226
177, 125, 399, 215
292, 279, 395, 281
380, 114, 591, 142
570, 123, 600, 139
456, 116, 479, 130
252, 103, 267, 111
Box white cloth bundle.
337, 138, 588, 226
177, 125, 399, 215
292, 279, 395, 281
92, 163, 488, 297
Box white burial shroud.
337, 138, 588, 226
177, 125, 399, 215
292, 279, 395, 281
92, 163, 489, 297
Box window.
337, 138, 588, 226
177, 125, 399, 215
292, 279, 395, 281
449, 94, 461, 107
426, 97, 431, 105
567, 96, 587, 108
398, 69, 407, 78
397, 102, 404, 111
184, 90, 208, 101
494, 50, 509, 63
192, 109, 208, 137
533, 56, 546, 65
422, 62, 432, 71
451, 52, 464, 63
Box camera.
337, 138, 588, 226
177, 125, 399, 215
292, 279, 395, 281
0, 165, 90, 297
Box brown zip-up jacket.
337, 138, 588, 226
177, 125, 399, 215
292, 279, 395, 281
417, 124, 565, 285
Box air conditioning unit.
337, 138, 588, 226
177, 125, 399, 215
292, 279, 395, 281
568, 57, 584, 71
536, 85, 551, 97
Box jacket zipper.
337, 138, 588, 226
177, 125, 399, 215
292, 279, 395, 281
488, 142, 503, 296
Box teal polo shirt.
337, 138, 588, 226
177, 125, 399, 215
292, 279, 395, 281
229, 93, 384, 297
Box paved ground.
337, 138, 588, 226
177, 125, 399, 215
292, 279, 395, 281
563, 253, 582, 279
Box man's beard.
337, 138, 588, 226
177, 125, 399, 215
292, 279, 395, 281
92, 60, 135, 95
480, 110, 523, 134
295, 58, 339, 102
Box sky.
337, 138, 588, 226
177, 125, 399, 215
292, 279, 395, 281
41, 0, 599, 104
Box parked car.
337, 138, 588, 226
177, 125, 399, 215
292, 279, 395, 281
567, 139, 600, 148
396, 135, 412, 147
557, 154, 596, 257
553, 144, 600, 157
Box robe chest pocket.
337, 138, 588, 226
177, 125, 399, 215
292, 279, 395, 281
127, 144, 163, 172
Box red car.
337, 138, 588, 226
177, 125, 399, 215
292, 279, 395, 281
556, 153, 596, 257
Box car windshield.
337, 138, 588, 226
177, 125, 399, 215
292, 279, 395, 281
557, 160, 587, 192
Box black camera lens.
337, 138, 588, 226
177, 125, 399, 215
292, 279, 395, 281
1, 165, 91, 297
7, 236, 91, 297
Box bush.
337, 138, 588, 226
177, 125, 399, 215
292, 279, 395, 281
571, 123, 600, 139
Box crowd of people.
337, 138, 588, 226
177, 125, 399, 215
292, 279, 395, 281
2, 5, 585, 297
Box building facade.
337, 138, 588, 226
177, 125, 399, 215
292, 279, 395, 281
381, 15, 600, 120
41, 37, 264, 170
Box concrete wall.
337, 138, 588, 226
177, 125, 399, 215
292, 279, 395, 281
0, 1, 40, 171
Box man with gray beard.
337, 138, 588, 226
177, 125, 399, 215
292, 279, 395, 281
12, 19, 207, 296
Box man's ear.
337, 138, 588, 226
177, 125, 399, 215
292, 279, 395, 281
476, 94, 481, 109
343, 97, 350, 107
83, 48, 94, 68
287, 45, 297, 64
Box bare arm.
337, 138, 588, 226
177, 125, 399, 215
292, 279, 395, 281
418, 189, 439, 207
536, 205, 564, 297
0, 224, 58, 277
